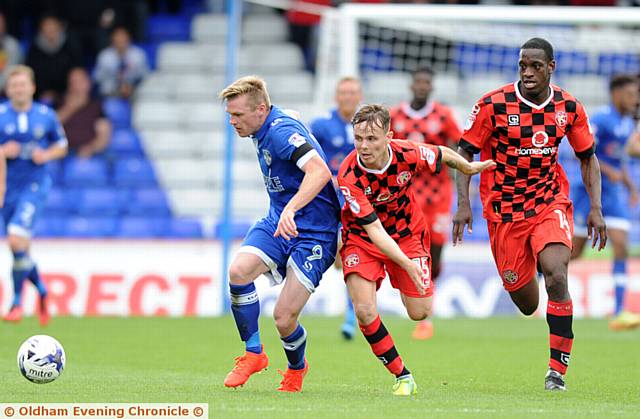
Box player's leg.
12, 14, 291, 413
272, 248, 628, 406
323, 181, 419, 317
224, 220, 281, 388
607, 227, 640, 330
412, 242, 441, 340
570, 236, 587, 260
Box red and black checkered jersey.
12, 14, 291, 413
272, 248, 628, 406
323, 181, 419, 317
460, 82, 595, 223
337, 140, 442, 244
390, 101, 461, 211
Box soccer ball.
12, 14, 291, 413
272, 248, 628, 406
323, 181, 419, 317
17, 335, 66, 384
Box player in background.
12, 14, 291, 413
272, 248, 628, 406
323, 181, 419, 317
1, 65, 68, 326
219, 76, 340, 392
310, 76, 362, 340
627, 124, 640, 157
570, 75, 640, 330
453, 38, 607, 391
338, 104, 493, 395
390, 66, 462, 340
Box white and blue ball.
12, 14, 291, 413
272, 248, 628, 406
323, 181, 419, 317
17, 335, 66, 384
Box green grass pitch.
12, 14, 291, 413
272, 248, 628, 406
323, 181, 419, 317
1, 316, 638, 418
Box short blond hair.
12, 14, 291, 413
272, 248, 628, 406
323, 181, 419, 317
7, 65, 35, 84
218, 75, 271, 109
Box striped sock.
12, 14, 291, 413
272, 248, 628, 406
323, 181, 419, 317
547, 300, 574, 375
281, 323, 307, 370
360, 315, 410, 377
229, 283, 261, 354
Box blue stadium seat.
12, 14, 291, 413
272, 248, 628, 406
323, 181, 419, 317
107, 129, 144, 157
44, 188, 75, 215
126, 188, 171, 216
555, 51, 590, 75
146, 15, 191, 42
63, 158, 109, 187
214, 221, 253, 239
47, 160, 63, 184
113, 158, 156, 187
117, 216, 169, 238
138, 42, 159, 70
33, 217, 65, 237
64, 216, 118, 237
167, 218, 203, 238
103, 98, 131, 129
75, 188, 124, 216
598, 53, 640, 76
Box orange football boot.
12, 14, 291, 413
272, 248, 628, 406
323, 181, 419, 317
412, 320, 434, 340
277, 360, 308, 392
224, 346, 269, 388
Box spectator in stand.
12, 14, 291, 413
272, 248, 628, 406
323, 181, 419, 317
0, 12, 22, 93
57, 67, 112, 158
286, 0, 330, 73
26, 13, 83, 106
94, 26, 148, 99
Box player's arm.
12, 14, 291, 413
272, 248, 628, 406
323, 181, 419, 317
578, 153, 607, 250
32, 111, 69, 165
626, 130, 640, 157
452, 147, 475, 246
439, 146, 495, 175
274, 153, 332, 240
598, 159, 624, 183
362, 219, 426, 296
621, 166, 639, 206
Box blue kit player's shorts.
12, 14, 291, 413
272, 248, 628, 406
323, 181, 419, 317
238, 217, 338, 293
572, 183, 631, 237
2, 178, 51, 238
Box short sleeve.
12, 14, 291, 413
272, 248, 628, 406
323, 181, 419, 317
271, 124, 316, 168
460, 100, 493, 155
413, 143, 442, 175
48, 111, 68, 148
566, 101, 595, 159
337, 171, 377, 226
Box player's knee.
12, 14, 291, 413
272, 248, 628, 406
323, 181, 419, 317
544, 272, 569, 301
273, 307, 298, 332
516, 302, 537, 316
353, 302, 377, 325
407, 305, 431, 321
8, 234, 29, 253
228, 262, 253, 285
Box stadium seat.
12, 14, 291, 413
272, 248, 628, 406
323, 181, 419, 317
157, 42, 206, 72
174, 75, 224, 101
75, 188, 124, 216
183, 102, 225, 130
33, 217, 65, 237
267, 73, 314, 103
117, 216, 169, 238
133, 101, 181, 131
191, 14, 227, 43
155, 158, 217, 188
64, 216, 118, 237
103, 98, 132, 129
146, 15, 191, 42
126, 188, 172, 216
137, 73, 174, 100
167, 218, 203, 238
138, 42, 159, 70
214, 220, 253, 239
238, 44, 305, 74
108, 129, 144, 157
113, 158, 157, 187
366, 72, 411, 105
168, 189, 219, 217
243, 14, 288, 43
44, 188, 75, 215
63, 158, 109, 187
47, 160, 63, 184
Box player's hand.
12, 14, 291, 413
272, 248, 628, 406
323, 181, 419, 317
402, 259, 427, 296
587, 208, 607, 251
452, 203, 473, 246
463, 159, 496, 175
274, 207, 298, 240
31, 148, 50, 165
2, 141, 21, 159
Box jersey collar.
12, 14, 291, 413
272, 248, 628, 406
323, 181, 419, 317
400, 101, 434, 120
252, 105, 277, 140
514, 81, 553, 110
357, 144, 393, 174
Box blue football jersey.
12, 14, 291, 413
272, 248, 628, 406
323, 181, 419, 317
0, 101, 68, 192
310, 109, 354, 176
251, 106, 340, 235
591, 104, 634, 177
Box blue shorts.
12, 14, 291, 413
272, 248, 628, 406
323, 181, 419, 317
2, 178, 51, 238
572, 183, 630, 236
238, 217, 338, 293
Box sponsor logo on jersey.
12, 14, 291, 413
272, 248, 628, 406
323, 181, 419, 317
344, 253, 360, 267
263, 175, 284, 192
270, 118, 282, 127
516, 146, 557, 156
419, 145, 436, 165
364, 186, 372, 195
376, 189, 391, 202
340, 186, 360, 214
4, 123, 15, 134
397, 171, 412, 186
262, 149, 272, 166
288, 133, 306, 148
502, 269, 518, 284
555, 111, 567, 127
464, 103, 481, 130
33, 125, 45, 139
508, 114, 520, 126
532, 130, 549, 148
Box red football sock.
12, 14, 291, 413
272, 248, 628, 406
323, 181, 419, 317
360, 315, 410, 377
546, 300, 574, 374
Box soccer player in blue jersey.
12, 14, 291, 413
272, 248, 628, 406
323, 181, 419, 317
310, 76, 362, 340
571, 74, 640, 330
219, 76, 340, 392
1, 65, 68, 326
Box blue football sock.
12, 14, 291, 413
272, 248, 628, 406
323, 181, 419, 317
345, 294, 355, 326
229, 283, 261, 354
613, 259, 626, 315
281, 323, 307, 370
27, 265, 47, 297
11, 251, 32, 307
